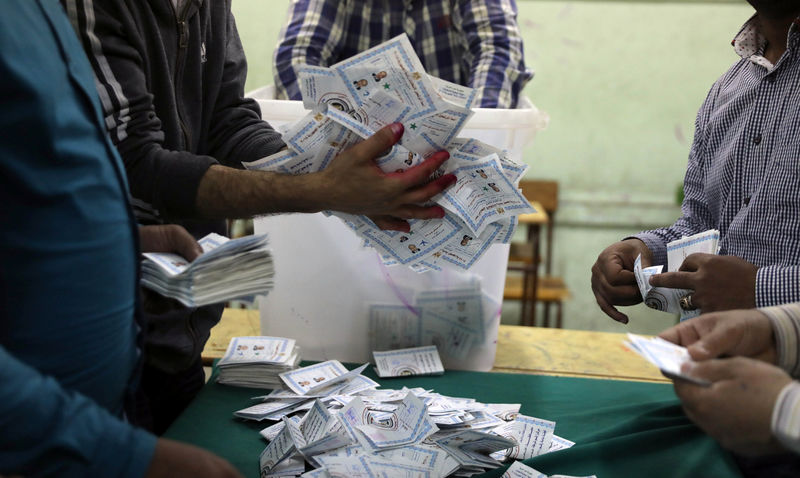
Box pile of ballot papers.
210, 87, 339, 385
244, 34, 536, 273
140, 233, 274, 307
217, 336, 301, 388
226, 359, 593, 478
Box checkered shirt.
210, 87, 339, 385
636, 15, 800, 308
273, 0, 533, 108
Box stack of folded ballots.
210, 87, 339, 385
140, 232, 274, 307
230, 360, 587, 477
244, 34, 537, 273
217, 336, 301, 388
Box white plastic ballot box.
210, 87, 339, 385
250, 86, 547, 371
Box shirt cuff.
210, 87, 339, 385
763, 304, 800, 377
771, 381, 800, 455
755, 266, 800, 308
629, 232, 667, 268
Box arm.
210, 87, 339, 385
64, 0, 218, 220
0, 346, 156, 477
634, 83, 721, 268
205, 9, 285, 168
273, 0, 348, 100
456, 0, 533, 108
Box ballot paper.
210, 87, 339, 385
246, 362, 579, 477
216, 336, 301, 388
633, 229, 719, 320
243, 34, 535, 273
367, 284, 491, 362
140, 233, 274, 307
625, 333, 711, 386
373, 345, 444, 378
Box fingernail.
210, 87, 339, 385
390, 123, 404, 137
446, 175, 457, 187
434, 206, 445, 218
437, 150, 450, 160
681, 362, 694, 374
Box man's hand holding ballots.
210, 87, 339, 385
245, 34, 535, 273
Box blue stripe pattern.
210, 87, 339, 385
637, 16, 800, 308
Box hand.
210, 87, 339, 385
139, 225, 203, 261
590, 239, 652, 324
319, 123, 457, 231
145, 438, 242, 478
649, 253, 757, 313
659, 309, 777, 364
675, 357, 791, 456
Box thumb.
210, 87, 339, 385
347, 123, 404, 163
681, 358, 739, 383
687, 326, 740, 361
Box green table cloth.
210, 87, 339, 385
165, 365, 742, 478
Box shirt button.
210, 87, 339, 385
743, 196, 751, 205
766, 75, 776, 83
753, 134, 762, 145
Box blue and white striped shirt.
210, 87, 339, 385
272, 0, 533, 108
637, 15, 800, 308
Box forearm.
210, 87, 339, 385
194, 165, 330, 218
273, 0, 343, 100
762, 302, 800, 377
459, 0, 532, 108
771, 381, 800, 454
0, 347, 156, 477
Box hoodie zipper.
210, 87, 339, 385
170, 0, 193, 148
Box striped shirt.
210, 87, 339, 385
636, 15, 800, 308
762, 303, 800, 454
273, 0, 533, 108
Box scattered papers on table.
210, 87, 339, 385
624, 333, 710, 387
231, 362, 579, 477
373, 345, 444, 378
217, 336, 300, 388
634, 229, 719, 320
141, 233, 274, 307
243, 34, 535, 273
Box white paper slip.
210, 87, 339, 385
548, 434, 575, 452
491, 414, 555, 461
368, 304, 421, 352
625, 333, 711, 386
666, 229, 720, 272
373, 345, 444, 378
218, 336, 296, 366
437, 155, 534, 236
279, 360, 350, 395
355, 393, 439, 449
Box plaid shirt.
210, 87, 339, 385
636, 15, 800, 308
273, 0, 533, 108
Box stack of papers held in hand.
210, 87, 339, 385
244, 34, 536, 273
141, 233, 274, 307
624, 333, 710, 387
217, 336, 301, 388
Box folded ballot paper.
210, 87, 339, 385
244, 34, 535, 273
216, 336, 300, 388
634, 229, 719, 320
625, 333, 710, 387
140, 233, 274, 307
231, 361, 585, 478
373, 345, 444, 378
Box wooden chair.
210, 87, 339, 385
504, 180, 570, 327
